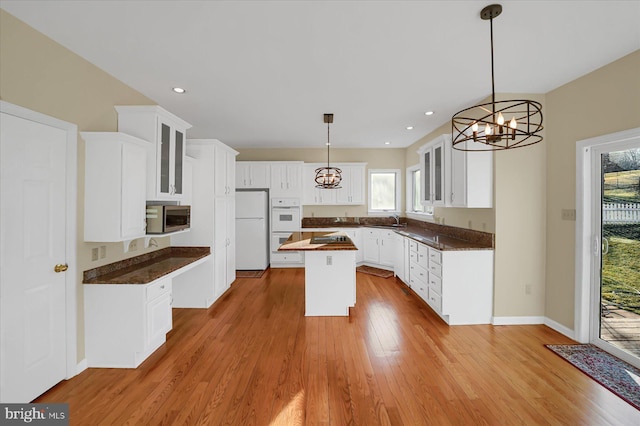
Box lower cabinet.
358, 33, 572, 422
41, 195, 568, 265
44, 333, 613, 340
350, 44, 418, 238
408, 239, 493, 325
363, 228, 395, 269
84, 277, 173, 368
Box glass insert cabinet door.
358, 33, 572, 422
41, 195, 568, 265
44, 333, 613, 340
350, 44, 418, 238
160, 123, 171, 194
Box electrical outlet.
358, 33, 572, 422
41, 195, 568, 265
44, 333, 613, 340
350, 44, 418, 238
561, 209, 576, 221
326, 255, 332, 266
99, 245, 107, 259
91, 247, 99, 261
525, 283, 532, 295
129, 240, 138, 251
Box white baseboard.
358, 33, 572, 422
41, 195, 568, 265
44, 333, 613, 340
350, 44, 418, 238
490, 316, 576, 341
76, 358, 88, 375
492, 316, 545, 325
543, 317, 576, 340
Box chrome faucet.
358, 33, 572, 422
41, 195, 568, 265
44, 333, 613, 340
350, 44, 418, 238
390, 214, 400, 225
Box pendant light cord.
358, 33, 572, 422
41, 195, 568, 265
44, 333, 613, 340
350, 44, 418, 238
490, 15, 496, 120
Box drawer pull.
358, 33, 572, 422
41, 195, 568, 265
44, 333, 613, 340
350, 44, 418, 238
160, 285, 165, 289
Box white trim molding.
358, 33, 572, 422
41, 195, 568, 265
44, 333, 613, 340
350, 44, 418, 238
492, 316, 545, 326
575, 127, 640, 344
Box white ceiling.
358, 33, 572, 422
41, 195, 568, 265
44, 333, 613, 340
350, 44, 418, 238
2, 1, 639, 149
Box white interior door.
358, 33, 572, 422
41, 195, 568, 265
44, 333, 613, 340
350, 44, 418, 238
0, 112, 68, 402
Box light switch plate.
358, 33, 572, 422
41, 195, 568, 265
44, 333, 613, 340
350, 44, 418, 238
561, 209, 576, 221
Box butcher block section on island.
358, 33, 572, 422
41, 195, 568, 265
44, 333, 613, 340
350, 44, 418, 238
279, 231, 357, 317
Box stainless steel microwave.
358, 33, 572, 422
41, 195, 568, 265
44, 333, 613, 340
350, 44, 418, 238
146, 205, 190, 234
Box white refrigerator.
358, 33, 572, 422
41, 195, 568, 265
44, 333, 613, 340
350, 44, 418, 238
235, 190, 269, 270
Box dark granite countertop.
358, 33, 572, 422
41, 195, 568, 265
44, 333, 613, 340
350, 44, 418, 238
302, 217, 493, 251
279, 231, 358, 251
83, 246, 211, 284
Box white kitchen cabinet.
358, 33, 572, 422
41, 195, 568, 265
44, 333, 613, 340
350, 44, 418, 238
270, 162, 303, 197
302, 163, 366, 205
84, 277, 172, 368
236, 161, 270, 189
418, 134, 449, 207
393, 233, 408, 283
115, 105, 192, 201
408, 239, 493, 325
335, 163, 366, 205
302, 163, 336, 205
181, 156, 194, 206
82, 132, 149, 242
449, 140, 493, 208
171, 139, 238, 307
215, 144, 237, 197
214, 197, 236, 295
363, 228, 395, 269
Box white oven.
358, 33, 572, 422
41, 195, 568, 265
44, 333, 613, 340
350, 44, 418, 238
271, 198, 301, 231
271, 232, 292, 249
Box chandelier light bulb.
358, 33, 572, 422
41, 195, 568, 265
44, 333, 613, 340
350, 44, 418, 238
509, 117, 517, 128
485, 123, 492, 135
497, 112, 505, 125
472, 122, 479, 132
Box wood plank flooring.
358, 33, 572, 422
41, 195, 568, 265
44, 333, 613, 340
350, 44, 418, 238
37, 268, 640, 425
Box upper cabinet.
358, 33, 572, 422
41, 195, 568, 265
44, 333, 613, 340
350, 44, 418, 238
82, 132, 150, 242
335, 163, 366, 205
115, 105, 192, 201
270, 162, 303, 197
418, 134, 492, 209
449, 140, 493, 208
302, 163, 336, 205
302, 163, 366, 205
236, 161, 270, 189
419, 135, 448, 207
214, 142, 237, 197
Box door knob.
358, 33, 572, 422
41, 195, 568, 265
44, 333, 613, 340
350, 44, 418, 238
54, 263, 68, 273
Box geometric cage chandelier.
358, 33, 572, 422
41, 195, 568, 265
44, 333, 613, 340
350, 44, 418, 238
315, 113, 343, 189
451, 4, 543, 151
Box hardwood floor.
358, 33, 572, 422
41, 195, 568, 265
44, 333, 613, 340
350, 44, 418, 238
38, 268, 640, 425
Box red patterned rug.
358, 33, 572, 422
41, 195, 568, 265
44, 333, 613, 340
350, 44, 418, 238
356, 265, 394, 278
546, 344, 640, 410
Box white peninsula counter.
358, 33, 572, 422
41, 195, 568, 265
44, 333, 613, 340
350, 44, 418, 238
279, 231, 358, 316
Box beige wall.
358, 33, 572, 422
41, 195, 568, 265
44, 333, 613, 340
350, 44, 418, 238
545, 50, 640, 329
404, 94, 548, 319
0, 10, 168, 360
237, 148, 406, 217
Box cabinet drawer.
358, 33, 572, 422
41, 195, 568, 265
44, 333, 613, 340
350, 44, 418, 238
429, 274, 442, 295
408, 240, 418, 252
409, 251, 418, 264
409, 277, 429, 301
410, 263, 429, 285
429, 262, 442, 278
416, 248, 429, 270
428, 289, 442, 312
147, 278, 171, 301
271, 251, 302, 263
428, 248, 442, 265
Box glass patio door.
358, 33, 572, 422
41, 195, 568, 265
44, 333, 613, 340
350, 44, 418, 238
591, 143, 640, 368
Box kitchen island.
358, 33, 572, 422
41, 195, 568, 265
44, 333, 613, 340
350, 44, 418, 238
279, 231, 358, 316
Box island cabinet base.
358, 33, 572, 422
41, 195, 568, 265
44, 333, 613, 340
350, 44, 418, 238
305, 251, 356, 316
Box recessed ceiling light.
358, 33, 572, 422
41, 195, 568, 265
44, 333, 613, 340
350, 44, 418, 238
406, 126, 414, 130
425, 111, 434, 116
172, 87, 186, 94
384, 141, 391, 145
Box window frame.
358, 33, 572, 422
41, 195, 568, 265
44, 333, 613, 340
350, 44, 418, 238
368, 168, 401, 215
406, 164, 433, 219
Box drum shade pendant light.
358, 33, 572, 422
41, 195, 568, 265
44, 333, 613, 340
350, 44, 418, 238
451, 4, 543, 151
315, 114, 342, 189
